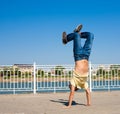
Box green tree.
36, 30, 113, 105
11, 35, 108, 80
37, 70, 44, 77
55, 66, 65, 76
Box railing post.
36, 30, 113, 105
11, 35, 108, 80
89, 62, 92, 92
53, 68, 56, 93
33, 62, 36, 94
13, 67, 16, 94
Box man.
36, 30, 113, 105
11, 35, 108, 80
62, 24, 94, 108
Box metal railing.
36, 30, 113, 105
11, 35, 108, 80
91, 64, 120, 91
0, 63, 120, 94
0, 65, 33, 94
35, 64, 74, 93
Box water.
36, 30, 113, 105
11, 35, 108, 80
0, 81, 120, 94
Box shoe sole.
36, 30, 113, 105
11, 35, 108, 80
75, 24, 83, 32
62, 32, 67, 44
62, 32, 66, 38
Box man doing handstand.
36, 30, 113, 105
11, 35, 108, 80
62, 24, 94, 108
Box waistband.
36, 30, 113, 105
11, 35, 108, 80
74, 54, 89, 61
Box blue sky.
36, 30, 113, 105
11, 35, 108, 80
0, 0, 120, 65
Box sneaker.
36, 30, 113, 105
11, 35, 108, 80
73, 24, 83, 32
62, 32, 67, 44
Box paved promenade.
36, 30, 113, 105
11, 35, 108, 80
0, 91, 120, 114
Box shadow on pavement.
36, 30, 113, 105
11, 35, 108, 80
50, 99, 86, 106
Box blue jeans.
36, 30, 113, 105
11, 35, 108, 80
66, 32, 94, 61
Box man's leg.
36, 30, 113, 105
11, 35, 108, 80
63, 32, 80, 42
62, 32, 77, 44
62, 24, 82, 44
80, 32, 94, 57
67, 33, 83, 56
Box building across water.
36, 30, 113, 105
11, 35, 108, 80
13, 64, 33, 73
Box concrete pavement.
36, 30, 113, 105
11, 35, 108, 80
0, 91, 120, 114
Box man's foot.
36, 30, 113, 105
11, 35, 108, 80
73, 24, 83, 32
62, 32, 67, 44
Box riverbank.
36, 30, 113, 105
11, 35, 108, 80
0, 91, 120, 114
